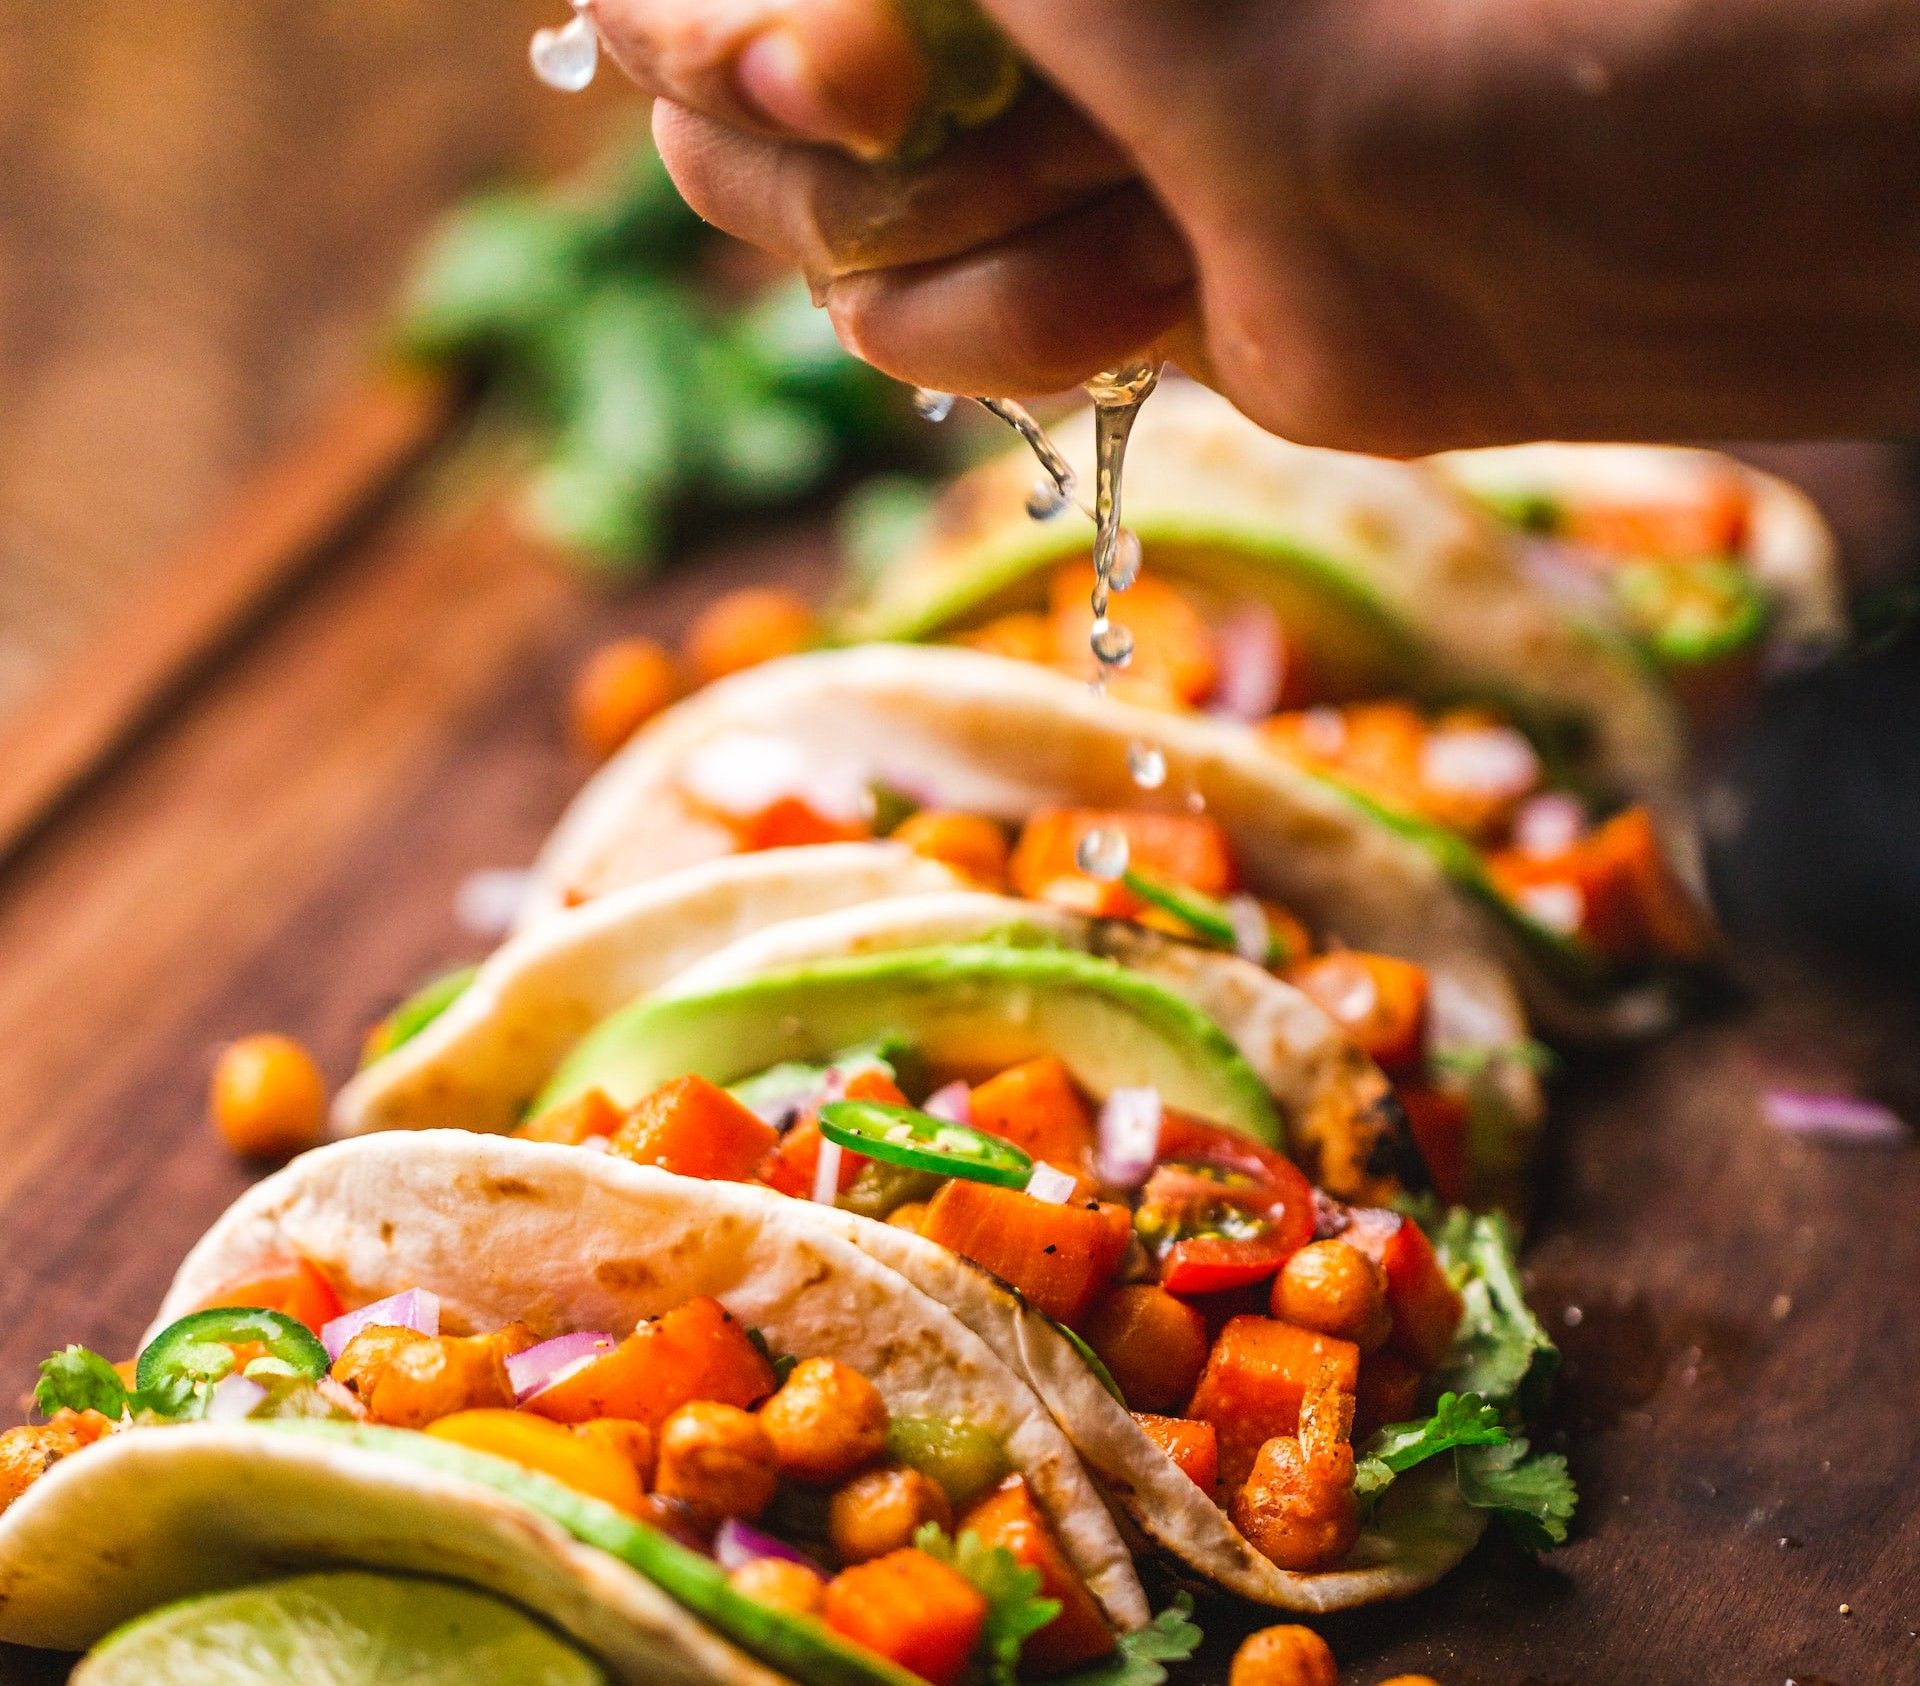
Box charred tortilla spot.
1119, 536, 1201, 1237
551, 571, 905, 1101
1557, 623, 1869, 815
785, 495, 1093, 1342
594, 1257, 659, 1292
484, 1177, 539, 1200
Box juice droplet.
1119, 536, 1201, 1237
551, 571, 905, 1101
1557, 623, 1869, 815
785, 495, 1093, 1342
1091, 618, 1134, 668
1106, 528, 1142, 591
1025, 479, 1070, 521
1076, 827, 1130, 881
529, 6, 598, 90
1127, 741, 1167, 789
911, 388, 956, 423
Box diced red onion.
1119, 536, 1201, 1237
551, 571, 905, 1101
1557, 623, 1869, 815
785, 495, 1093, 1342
1517, 537, 1615, 615
1224, 896, 1273, 965
812, 1138, 844, 1204
321, 1289, 440, 1363
1513, 881, 1585, 935
1762, 1090, 1909, 1145
1208, 605, 1287, 722
678, 733, 871, 825
1512, 792, 1587, 856
454, 868, 531, 938
507, 1332, 617, 1403
205, 1373, 267, 1423
1308, 953, 1380, 1026
1420, 726, 1540, 800
714, 1517, 814, 1572
1025, 1162, 1079, 1204
923, 1081, 973, 1125
1096, 1088, 1163, 1188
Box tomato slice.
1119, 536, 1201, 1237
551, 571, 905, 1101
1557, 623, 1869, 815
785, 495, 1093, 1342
1135, 1120, 1315, 1298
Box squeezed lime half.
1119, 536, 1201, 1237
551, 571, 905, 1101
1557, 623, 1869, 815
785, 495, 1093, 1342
73, 1571, 607, 1685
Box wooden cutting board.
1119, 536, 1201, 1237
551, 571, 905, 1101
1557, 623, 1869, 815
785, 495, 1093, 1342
0, 415, 1913, 1685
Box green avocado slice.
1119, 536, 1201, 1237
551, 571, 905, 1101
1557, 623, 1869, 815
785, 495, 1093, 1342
537, 942, 1283, 1146
259, 1422, 923, 1686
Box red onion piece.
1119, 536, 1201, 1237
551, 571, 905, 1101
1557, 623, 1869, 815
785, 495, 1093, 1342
714, 1517, 813, 1572
1513, 881, 1585, 935
508, 1331, 617, 1403
1512, 792, 1588, 856
205, 1373, 267, 1422
1762, 1090, 1909, 1145
1209, 604, 1287, 722
1419, 726, 1540, 800
1024, 1162, 1078, 1204
923, 1081, 973, 1125
1224, 896, 1273, 965
1096, 1088, 1163, 1188
321, 1289, 440, 1363
811, 1138, 844, 1204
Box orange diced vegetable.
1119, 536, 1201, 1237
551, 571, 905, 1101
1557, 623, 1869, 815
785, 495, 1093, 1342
1186, 1316, 1361, 1488
760, 1068, 903, 1197
1394, 1083, 1470, 1207
610, 1075, 780, 1181
920, 1181, 1132, 1327
570, 637, 681, 761
210, 1034, 327, 1160
1342, 1213, 1464, 1371
199, 1258, 342, 1336
1082, 1285, 1211, 1413
1286, 951, 1430, 1074
967, 1057, 1098, 1177
958, 612, 1053, 665
959, 1476, 1115, 1671
1563, 474, 1749, 561
1354, 1351, 1423, 1440
1130, 1412, 1218, 1493
426, 1410, 645, 1513
523, 1297, 776, 1429
892, 810, 1011, 887
1010, 808, 1238, 919
1048, 566, 1218, 706
516, 1089, 624, 1146
823, 1549, 988, 1686
684, 588, 817, 685
730, 796, 873, 853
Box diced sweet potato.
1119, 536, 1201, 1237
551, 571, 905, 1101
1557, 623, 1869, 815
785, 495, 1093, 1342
1186, 1316, 1360, 1488
1082, 1285, 1211, 1413
1286, 952, 1430, 1075
967, 1057, 1098, 1177
823, 1549, 988, 1686
959, 1476, 1114, 1672
523, 1297, 776, 1429
609, 1075, 778, 1181
921, 1181, 1132, 1327
1010, 808, 1238, 920
1130, 1412, 1218, 1494
515, 1089, 624, 1147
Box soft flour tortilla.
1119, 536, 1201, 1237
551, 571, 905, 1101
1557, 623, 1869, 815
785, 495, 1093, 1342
0, 1427, 788, 1681
335, 844, 963, 1137
518, 640, 1626, 1037
839, 381, 1691, 828
1429, 441, 1846, 663
150, 1133, 1147, 1633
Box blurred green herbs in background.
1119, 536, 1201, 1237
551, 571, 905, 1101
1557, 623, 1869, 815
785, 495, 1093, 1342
397, 142, 943, 571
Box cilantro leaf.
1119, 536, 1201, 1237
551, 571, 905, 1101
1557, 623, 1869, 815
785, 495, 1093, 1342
34, 1347, 131, 1420
1455, 1439, 1578, 1549
1433, 1210, 1559, 1415
1353, 1391, 1509, 1498
1427, 1039, 1556, 1080
1054, 1596, 1202, 1686
914, 1524, 1058, 1686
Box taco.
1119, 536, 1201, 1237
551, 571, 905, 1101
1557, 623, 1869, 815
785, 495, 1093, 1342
1, 1133, 1168, 1683
829, 385, 1715, 1034
344, 890, 1573, 1605
1428, 441, 1844, 726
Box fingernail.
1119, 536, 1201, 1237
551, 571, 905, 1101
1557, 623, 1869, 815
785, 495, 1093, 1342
735, 27, 861, 148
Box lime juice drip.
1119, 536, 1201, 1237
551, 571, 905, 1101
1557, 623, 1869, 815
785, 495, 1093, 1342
529, 0, 599, 90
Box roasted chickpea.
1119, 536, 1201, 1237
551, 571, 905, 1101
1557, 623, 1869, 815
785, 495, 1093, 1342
1272, 1240, 1390, 1351
1230, 1434, 1360, 1572
210, 1034, 326, 1159
330, 1327, 517, 1429
655, 1401, 779, 1523
1229, 1623, 1338, 1686
728, 1556, 828, 1616
827, 1464, 953, 1563
757, 1357, 890, 1485
0, 1411, 111, 1513
574, 1417, 655, 1489
684, 587, 817, 685
569, 638, 681, 760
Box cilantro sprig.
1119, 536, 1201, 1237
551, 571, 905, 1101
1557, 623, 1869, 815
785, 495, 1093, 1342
1353, 1390, 1510, 1497
34, 1345, 192, 1422
1455, 1439, 1578, 1550
1432, 1210, 1560, 1414
913, 1525, 1058, 1686
1057, 1596, 1202, 1686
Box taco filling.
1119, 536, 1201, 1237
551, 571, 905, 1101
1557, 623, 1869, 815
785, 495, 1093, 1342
512, 1035, 1573, 1579
8, 1282, 1154, 1685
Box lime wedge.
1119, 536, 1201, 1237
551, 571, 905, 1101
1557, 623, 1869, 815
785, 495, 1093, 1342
74, 1572, 606, 1685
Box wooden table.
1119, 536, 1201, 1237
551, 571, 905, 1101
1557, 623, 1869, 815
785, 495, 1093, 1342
0, 421, 1916, 1683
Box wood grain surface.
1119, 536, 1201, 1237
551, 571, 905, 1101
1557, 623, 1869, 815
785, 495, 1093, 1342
0, 456, 1915, 1683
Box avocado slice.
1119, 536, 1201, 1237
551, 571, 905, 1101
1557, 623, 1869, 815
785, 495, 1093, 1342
538, 942, 1283, 1146
261, 1422, 922, 1686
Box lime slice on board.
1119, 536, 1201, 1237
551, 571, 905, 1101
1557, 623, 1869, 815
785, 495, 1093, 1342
74, 1571, 607, 1685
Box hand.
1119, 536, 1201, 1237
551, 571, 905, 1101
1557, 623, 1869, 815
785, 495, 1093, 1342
597, 0, 1920, 452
